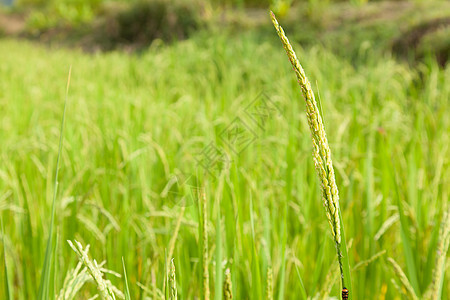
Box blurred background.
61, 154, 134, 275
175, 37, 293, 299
0, 0, 449, 63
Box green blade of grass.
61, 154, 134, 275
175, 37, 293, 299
199, 187, 210, 300
338, 208, 352, 299
122, 257, 132, 300
249, 193, 262, 299
38, 66, 71, 300
215, 173, 226, 300
293, 259, 307, 300
392, 157, 420, 296
214, 200, 223, 300
311, 236, 326, 295
429, 207, 450, 299
164, 248, 168, 300
2, 217, 12, 300
423, 215, 441, 288
51, 229, 59, 300
277, 203, 287, 300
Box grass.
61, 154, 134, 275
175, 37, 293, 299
2, 217, 12, 300
38, 65, 71, 300
122, 257, 132, 300
0, 9, 449, 299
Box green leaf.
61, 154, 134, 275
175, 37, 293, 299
392, 159, 420, 296
122, 257, 132, 300
423, 217, 440, 288
249, 193, 262, 299
294, 259, 307, 300
277, 203, 287, 300
2, 217, 12, 300
38, 66, 71, 300
338, 208, 352, 299
215, 200, 223, 300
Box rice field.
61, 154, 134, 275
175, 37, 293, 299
0, 11, 449, 299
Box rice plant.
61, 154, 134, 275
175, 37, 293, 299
169, 258, 177, 300
271, 11, 352, 299
0, 2, 448, 298
223, 268, 232, 300
67, 240, 124, 300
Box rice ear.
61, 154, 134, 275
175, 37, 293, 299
223, 268, 233, 300
271, 11, 352, 296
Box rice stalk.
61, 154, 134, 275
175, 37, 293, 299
374, 214, 399, 241
57, 262, 91, 300
169, 258, 177, 300
67, 240, 121, 300
200, 189, 210, 300
318, 261, 339, 299
151, 267, 158, 300
167, 207, 186, 263
215, 174, 226, 300
387, 257, 419, 300
136, 281, 164, 299
223, 268, 232, 300
1, 217, 12, 300
266, 267, 273, 300
38, 66, 71, 300
270, 11, 352, 297
352, 250, 386, 271
390, 278, 405, 297
426, 206, 450, 300
270, 10, 340, 244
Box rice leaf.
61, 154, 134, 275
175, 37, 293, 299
392, 159, 421, 296
215, 199, 223, 300
122, 257, 131, 300
2, 217, 12, 300
294, 260, 307, 300
338, 208, 353, 299
249, 193, 262, 299
277, 204, 287, 300
38, 66, 71, 300
215, 172, 227, 300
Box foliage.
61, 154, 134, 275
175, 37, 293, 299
282, 1, 450, 64
96, 0, 203, 50
0, 2, 449, 299
25, 0, 101, 33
